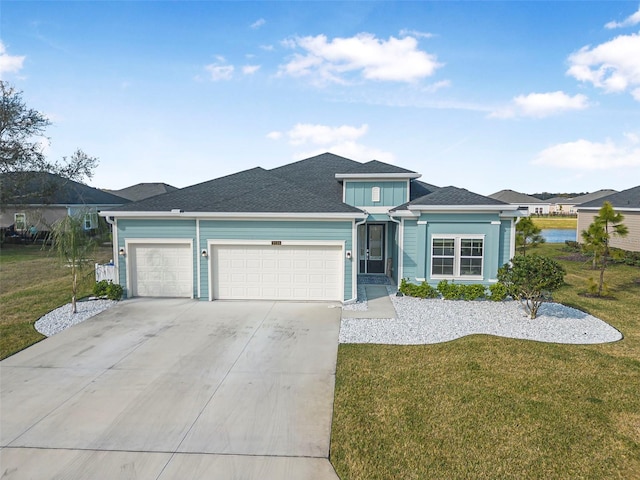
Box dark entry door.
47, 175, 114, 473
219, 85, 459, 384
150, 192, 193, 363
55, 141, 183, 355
358, 224, 385, 274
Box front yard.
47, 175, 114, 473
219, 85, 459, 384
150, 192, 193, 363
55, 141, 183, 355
331, 243, 640, 479
0, 244, 112, 360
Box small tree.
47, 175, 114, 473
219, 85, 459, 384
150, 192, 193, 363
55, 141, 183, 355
49, 214, 96, 313
581, 201, 628, 297
498, 255, 565, 319
515, 217, 545, 255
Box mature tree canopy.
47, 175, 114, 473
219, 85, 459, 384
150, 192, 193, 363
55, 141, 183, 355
1, 81, 98, 206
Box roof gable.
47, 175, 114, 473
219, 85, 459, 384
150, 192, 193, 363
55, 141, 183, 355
1, 172, 128, 205
489, 189, 546, 204
405, 186, 508, 207
106, 183, 178, 201
578, 185, 640, 209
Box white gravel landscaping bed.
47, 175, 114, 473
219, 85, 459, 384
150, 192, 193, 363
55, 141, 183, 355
35, 299, 118, 337
340, 294, 623, 345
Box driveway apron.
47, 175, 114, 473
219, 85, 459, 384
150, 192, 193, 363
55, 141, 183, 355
0, 298, 342, 479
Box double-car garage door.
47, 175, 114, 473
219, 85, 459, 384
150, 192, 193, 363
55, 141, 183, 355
128, 242, 343, 301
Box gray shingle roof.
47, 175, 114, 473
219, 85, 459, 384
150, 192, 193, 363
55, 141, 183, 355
578, 185, 640, 209
105, 183, 178, 201
1, 172, 128, 205
489, 189, 546, 204
109, 166, 363, 213
410, 180, 440, 200
392, 186, 507, 210
343, 160, 417, 175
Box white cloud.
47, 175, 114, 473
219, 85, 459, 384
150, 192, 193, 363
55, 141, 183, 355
279, 33, 442, 85
251, 18, 266, 29
286, 123, 368, 146
260, 44, 275, 52
242, 65, 260, 75
605, 6, 640, 29
399, 29, 435, 39
490, 91, 589, 118
0, 41, 25, 77
567, 32, 640, 100
205, 63, 234, 81
421, 79, 451, 93
532, 137, 640, 170
268, 122, 395, 163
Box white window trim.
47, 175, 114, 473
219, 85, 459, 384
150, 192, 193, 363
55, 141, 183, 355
14, 213, 26, 231
430, 234, 485, 281
371, 186, 381, 203
84, 212, 98, 230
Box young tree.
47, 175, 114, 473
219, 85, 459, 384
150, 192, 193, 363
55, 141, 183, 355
498, 255, 565, 319
49, 214, 97, 313
581, 201, 628, 297
0, 81, 98, 207
515, 216, 545, 255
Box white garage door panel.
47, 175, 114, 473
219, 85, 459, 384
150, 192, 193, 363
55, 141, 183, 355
131, 243, 193, 298
213, 244, 342, 301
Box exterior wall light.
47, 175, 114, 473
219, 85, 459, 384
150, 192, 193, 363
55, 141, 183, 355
201, 249, 208, 257
118, 247, 126, 256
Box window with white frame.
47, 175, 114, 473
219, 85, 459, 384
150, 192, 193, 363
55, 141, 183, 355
14, 213, 26, 231
371, 186, 381, 203
83, 212, 98, 230
431, 235, 484, 278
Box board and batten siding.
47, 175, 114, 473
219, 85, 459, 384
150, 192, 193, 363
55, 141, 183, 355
344, 181, 407, 207
199, 219, 354, 301
578, 210, 640, 252
402, 213, 507, 285
117, 219, 198, 297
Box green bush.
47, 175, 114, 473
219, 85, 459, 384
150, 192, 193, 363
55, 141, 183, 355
93, 280, 123, 300
437, 280, 486, 301
399, 279, 439, 298
93, 280, 110, 297
488, 282, 508, 301
498, 255, 566, 319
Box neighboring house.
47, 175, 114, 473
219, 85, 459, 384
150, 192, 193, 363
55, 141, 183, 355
101, 153, 522, 302
489, 189, 550, 215
104, 183, 178, 202
576, 185, 640, 253
548, 190, 617, 215
0, 172, 128, 234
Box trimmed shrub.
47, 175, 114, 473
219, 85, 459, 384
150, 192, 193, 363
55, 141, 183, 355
93, 280, 123, 301
437, 280, 486, 301
399, 279, 439, 299
488, 282, 508, 302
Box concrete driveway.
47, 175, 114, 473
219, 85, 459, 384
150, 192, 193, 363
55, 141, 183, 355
0, 298, 342, 479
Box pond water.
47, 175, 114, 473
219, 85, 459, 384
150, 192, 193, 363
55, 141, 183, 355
541, 229, 576, 243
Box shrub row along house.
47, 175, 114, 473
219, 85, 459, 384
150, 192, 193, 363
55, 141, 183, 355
100, 153, 523, 302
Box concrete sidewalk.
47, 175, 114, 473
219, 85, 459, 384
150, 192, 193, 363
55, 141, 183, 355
1, 299, 342, 480
342, 285, 398, 319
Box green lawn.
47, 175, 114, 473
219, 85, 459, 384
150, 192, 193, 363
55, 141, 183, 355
0, 244, 112, 359
331, 244, 640, 479
532, 216, 577, 229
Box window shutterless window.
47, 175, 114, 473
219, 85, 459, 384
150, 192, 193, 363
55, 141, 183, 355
14, 213, 26, 231
431, 236, 484, 279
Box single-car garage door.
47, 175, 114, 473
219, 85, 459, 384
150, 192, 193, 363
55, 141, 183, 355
212, 244, 342, 301
129, 243, 193, 297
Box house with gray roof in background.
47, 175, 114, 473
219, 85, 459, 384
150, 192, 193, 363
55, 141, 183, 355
0, 172, 128, 238
547, 189, 617, 215
489, 189, 550, 215
577, 185, 640, 252
100, 153, 523, 302
104, 182, 178, 202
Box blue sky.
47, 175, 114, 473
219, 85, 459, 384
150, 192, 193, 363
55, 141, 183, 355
2, 1, 639, 195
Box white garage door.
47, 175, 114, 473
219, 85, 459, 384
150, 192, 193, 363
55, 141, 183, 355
129, 243, 193, 297
212, 244, 342, 301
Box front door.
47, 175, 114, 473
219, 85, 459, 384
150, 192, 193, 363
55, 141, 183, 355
358, 224, 385, 274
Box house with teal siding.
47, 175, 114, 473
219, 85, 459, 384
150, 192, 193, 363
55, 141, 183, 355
100, 153, 521, 302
